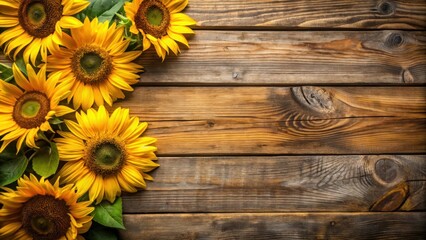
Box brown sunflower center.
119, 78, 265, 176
71, 45, 113, 84
86, 139, 126, 177
135, 0, 170, 38
18, 0, 63, 38
13, 91, 50, 129
22, 195, 70, 240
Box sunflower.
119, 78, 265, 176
55, 105, 159, 204
124, 0, 196, 60
0, 174, 93, 240
0, 0, 89, 65
0, 63, 73, 153
45, 17, 143, 111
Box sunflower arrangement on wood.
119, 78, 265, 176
0, 0, 195, 239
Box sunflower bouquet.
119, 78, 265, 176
0, 0, 195, 239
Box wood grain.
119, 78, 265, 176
123, 155, 426, 213
137, 31, 426, 85
119, 212, 426, 240
185, 0, 426, 29
115, 86, 426, 155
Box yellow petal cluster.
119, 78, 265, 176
0, 0, 89, 65
0, 64, 73, 153
55, 105, 159, 204
125, 0, 196, 60
0, 174, 93, 240
46, 18, 143, 110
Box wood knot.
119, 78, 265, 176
384, 32, 404, 49
291, 86, 335, 114
370, 182, 409, 211
377, 0, 396, 16
402, 69, 415, 83
375, 158, 400, 183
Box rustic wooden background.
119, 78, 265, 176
116, 0, 426, 239
2, 0, 425, 239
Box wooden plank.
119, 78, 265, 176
115, 86, 426, 155
123, 155, 426, 213
119, 212, 426, 239
185, 0, 426, 29
137, 31, 426, 85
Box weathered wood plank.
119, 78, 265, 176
115, 86, 426, 155
185, 0, 426, 29
137, 31, 426, 85
123, 155, 425, 213
119, 213, 426, 240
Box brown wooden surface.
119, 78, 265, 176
2, 0, 425, 238
115, 86, 426, 155
119, 213, 426, 240
137, 31, 426, 85
184, 0, 426, 29
115, 0, 426, 235
122, 155, 425, 213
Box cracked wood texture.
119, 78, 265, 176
115, 86, 426, 155
119, 213, 426, 240
186, 0, 426, 29
122, 155, 425, 213
137, 31, 426, 85
115, 0, 426, 237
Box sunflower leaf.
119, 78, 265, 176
49, 117, 63, 125
0, 63, 13, 82
31, 142, 59, 178
0, 145, 29, 186
93, 197, 125, 229
84, 222, 119, 240
97, 1, 125, 23
15, 56, 27, 76
84, 0, 126, 23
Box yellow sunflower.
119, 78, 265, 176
124, 0, 196, 60
45, 17, 143, 111
0, 0, 89, 65
0, 63, 73, 153
55, 105, 159, 204
0, 174, 93, 240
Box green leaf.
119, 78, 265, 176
98, 1, 125, 23
31, 142, 59, 177
15, 56, 27, 76
0, 146, 29, 186
78, 192, 90, 202
0, 63, 13, 82
85, 0, 125, 22
84, 222, 119, 240
93, 197, 125, 229
49, 117, 63, 125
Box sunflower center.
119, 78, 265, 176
135, 0, 170, 38
28, 3, 46, 26
86, 139, 126, 177
81, 52, 104, 74
18, 0, 63, 38
71, 46, 113, 84
21, 100, 41, 118
22, 195, 70, 240
147, 6, 163, 26
13, 91, 50, 129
